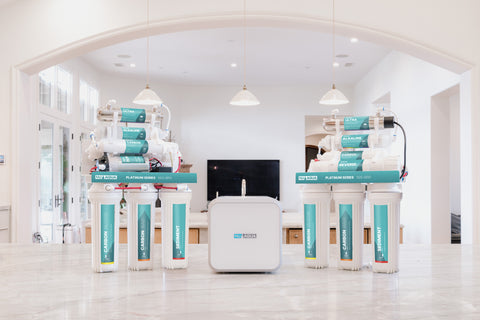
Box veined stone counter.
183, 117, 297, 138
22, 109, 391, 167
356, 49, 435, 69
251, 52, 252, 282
0, 244, 478, 319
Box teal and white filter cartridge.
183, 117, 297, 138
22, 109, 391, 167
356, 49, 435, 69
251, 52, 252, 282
367, 183, 402, 273
121, 127, 147, 140
304, 204, 317, 259
332, 184, 365, 271
160, 188, 192, 269
126, 184, 157, 271
172, 204, 186, 260
88, 183, 122, 273
301, 184, 331, 269
121, 108, 146, 123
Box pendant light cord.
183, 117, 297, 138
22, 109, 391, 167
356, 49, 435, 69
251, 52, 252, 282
243, 0, 247, 88
332, 0, 336, 88
146, 0, 150, 87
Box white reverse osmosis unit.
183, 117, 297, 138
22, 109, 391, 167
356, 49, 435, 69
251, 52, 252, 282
298, 108, 407, 273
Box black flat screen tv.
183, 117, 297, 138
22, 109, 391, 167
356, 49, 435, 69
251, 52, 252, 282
207, 160, 280, 201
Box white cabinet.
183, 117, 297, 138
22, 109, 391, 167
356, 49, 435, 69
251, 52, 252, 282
0, 205, 10, 242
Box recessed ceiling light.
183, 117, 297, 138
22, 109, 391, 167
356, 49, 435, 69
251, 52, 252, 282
332, 62, 340, 68
305, 66, 311, 69
129, 63, 136, 68
345, 62, 354, 67
114, 63, 124, 67
117, 54, 131, 59
231, 63, 237, 68
336, 54, 349, 58
350, 38, 359, 43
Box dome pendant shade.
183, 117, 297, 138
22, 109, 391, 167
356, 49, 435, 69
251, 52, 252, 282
229, 86, 260, 106
133, 85, 163, 105
319, 84, 349, 105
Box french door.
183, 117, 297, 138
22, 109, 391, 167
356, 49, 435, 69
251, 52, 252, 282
38, 117, 72, 243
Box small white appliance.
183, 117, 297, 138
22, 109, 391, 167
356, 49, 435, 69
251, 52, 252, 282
208, 196, 282, 272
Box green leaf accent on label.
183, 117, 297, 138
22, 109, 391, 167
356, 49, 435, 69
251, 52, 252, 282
304, 204, 316, 259
341, 134, 369, 148
338, 160, 363, 171
121, 108, 146, 123
124, 140, 149, 154
101, 204, 115, 264
339, 204, 352, 260
374, 205, 389, 262
172, 204, 186, 259
138, 204, 151, 261
340, 151, 363, 161
122, 127, 146, 140
344, 116, 370, 130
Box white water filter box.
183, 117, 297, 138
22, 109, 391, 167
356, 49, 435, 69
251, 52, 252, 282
159, 189, 192, 269
125, 184, 157, 271
367, 183, 402, 273
301, 184, 331, 269
88, 184, 123, 273
332, 184, 365, 271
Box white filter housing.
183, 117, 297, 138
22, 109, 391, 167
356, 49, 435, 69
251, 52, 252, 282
367, 183, 402, 273
88, 184, 123, 273
208, 196, 282, 272
125, 184, 157, 271
159, 188, 192, 269
332, 184, 365, 271
301, 184, 331, 269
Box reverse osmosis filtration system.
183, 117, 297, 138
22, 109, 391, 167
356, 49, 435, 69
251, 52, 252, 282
86, 100, 196, 273
297, 109, 407, 273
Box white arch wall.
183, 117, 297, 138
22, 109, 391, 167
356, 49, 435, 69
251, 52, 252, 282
1, 0, 479, 242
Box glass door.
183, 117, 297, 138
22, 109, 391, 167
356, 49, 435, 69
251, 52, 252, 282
39, 118, 72, 243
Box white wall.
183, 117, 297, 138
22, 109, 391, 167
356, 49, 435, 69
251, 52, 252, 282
352, 51, 461, 244
1, 0, 479, 242
449, 93, 461, 215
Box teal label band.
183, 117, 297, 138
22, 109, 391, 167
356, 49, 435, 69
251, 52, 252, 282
100, 204, 115, 264
340, 151, 363, 161
92, 172, 198, 184
339, 204, 353, 261
172, 203, 186, 259
121, 108, 146, 123
338, 160, 364, 172
137, 204, 151, 261
124, 140, 149, 154
341, 134, 369, 148
374, 205, 389, 263
344, 116, 370, 130
304, 204, 316, 259
122, 127, 146, 140
121, 156, 145, 164
295, 171, 400, 184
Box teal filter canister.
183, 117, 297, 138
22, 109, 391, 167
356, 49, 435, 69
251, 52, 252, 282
301, 184, 331, 269
88, 183, 122, 273
367, 183, 402, 273
159, 188, 192, 269
332, 184, 365, 271
172, 204, 186, 260
125, 184, 157, 271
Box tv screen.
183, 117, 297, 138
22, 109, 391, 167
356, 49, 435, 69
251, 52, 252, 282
207, 160, 280, 201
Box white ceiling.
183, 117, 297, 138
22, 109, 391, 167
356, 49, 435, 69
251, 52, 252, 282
82, 27, 390, 86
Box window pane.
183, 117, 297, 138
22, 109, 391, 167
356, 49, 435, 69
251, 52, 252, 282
89, 88, 99, 124
79, 80, 88, 122
39, 68, 54, 108
59, 126, 70, 224
39, 120, 54, 243
57, 67, 72, 114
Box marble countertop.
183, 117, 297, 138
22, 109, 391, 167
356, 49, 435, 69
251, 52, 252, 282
0, 244, 478, 319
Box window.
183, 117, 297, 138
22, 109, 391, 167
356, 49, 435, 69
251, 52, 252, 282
39, 66, 72, 114
79, 80, 99, 124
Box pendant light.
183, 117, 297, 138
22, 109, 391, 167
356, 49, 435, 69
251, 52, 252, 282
133, 0, 163, 106
230, 0, 260, 106
319, 0, 349, 105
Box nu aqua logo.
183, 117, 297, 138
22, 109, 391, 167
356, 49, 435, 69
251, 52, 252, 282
234, 233, 257, 239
